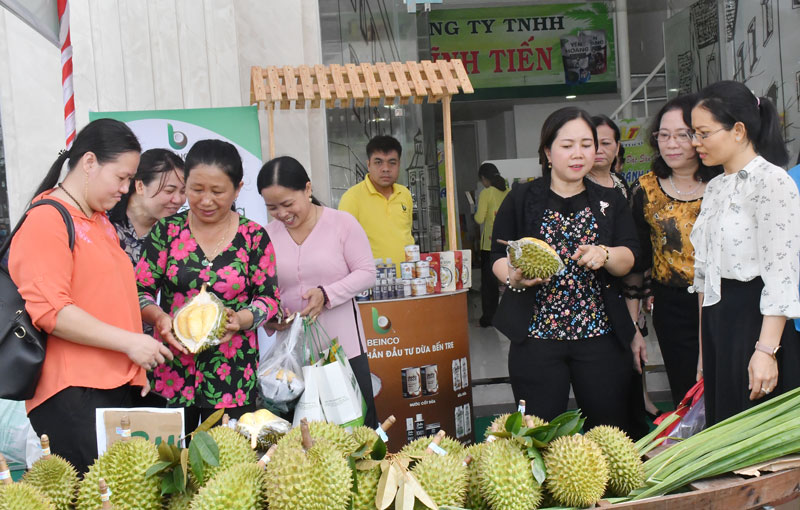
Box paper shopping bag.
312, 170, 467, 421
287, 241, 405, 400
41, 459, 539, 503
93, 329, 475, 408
291, 364, 326, 428
316, 339, 367, 428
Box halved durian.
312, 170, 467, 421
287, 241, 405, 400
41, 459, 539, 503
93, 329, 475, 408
173, 284, 227, 353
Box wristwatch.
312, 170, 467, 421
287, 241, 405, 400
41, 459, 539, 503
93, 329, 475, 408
754, 341, 781, 360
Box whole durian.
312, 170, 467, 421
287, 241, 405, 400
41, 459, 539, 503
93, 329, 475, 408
199, 426, 258, 485
265, 432, 352, 510
410, 453, 468, 509
544, 434, 609, 508
0, 482, 56, 510
75, 438, 161, 510
585, 425, 645, 496
507, 237, 564, 280
23, 455, 78, 510
464, 444, 489, 510
485, 413, 548, 438
352, 460, 382, 510
477, 439, 542, 510
190, 462, 267, 510
165, 481, 198, 510
400, 434, 464, 457
280, 421, 359, 455
352, 426, 380, 450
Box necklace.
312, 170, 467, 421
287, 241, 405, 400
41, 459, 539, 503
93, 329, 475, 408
190, 211, 235, 266
58, 183, 91, 217
668, 175, 702, 196
587, 172, 614, 188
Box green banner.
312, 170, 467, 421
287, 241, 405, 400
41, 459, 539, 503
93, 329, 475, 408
429, 2, 616, 100
617, 117, 656, 186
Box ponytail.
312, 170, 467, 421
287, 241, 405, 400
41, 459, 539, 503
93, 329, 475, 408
754, 96, 789, 167
33, 150, 71, 199
478, 162, 507, 192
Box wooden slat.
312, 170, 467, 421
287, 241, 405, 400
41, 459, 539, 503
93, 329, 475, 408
390, 61, 413, 104
329, 64, 348, 107
345, 63, 365, 107
282, 66, 298, 110
436, 59, 460, 95
405, 61, 428, 103
250, 66, 267, 104
421, 60, 443, 96
451, 59, 474, 94
360, 63, 381, 106
313, 64, 331, 108
266, 66, 282, 109
297, 65, 315, 109
375, 62, 396, 101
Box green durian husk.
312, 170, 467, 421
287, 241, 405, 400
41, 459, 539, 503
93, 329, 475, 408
0, 482, 56, 510
352, 461, 382, 510
477, 439, 542, 510
189, 462, 267, 510
75, 438, 161, 510
198, 426, 258, 486
280, 421, 359, 456
585, 425, 645, 497
464, 444, 489, 510
399, 435, 465, 457
544, 434, 609, 508
22, 455, 78, 510
410, 453, 468, 509
507, 238, 564, 280
165, 480, 198, 510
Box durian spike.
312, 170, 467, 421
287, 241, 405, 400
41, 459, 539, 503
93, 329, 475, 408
424, 430, 446, 454
120, 415, 131, 442
257, 445, 278, 469
40, 434, 52, 459
518, 399, 526, 413
380, 415, 396, 431
300, 418, 313, 450
99, 478, 112, 509
222, 414, 230, 426
0, 453, 11, 485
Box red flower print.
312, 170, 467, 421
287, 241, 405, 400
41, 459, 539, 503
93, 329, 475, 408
157, 251, 167, 271
179, 353, 196, 374
219, 335, 243, 359
216, 363, 231, 380
213, 273, 245, 300
135, 259, 155, 286
154, 365, 168, 378
215, 393, 235, 409
166, 266, 178, 279
237, 224, 249, 235
238, 294, 248, 303
245, 330, 257, 349
167, 223, 180, 238
171, 292, 186, 314
274, 286, 281, 301
243, 363, 253, 381
236, 247, 249, 265
195, 371, 204, 387
199, 267, 212, 282
181, 386, 195, 402
261, 243, 277, 277
170, 229, 197, 261
253, 269, 266, 286
155, 368, 185, 399
235, 389, 246, 406
252, 233, 263, 248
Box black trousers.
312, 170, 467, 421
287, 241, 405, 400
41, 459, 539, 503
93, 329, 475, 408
28, 385, 134, 475
480, 250, 500, 322
651, 282, 700, 406
508, 334, 633, 434
702, 278, 800, 425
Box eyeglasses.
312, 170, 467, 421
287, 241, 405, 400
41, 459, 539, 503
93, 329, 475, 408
653, 130, 692, 144
689, 128, 726, 141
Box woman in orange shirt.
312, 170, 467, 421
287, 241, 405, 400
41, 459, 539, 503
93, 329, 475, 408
9, 119, 178, 473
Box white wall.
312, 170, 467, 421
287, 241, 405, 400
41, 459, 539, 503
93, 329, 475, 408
0, 0, 328, 224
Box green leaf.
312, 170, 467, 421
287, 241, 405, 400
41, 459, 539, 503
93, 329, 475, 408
505, 411, 523, 434
348, 455, 358, 495
180, 448, 189, 490
351, 442, 371, 460
161, 475, 177, 496
488, 430, 511, 439
189, 279, 197, 289
145, 461, 174, 479
188, 441, 205, 483
555, 415, 581, 439
158, 441, 176, 462
173, 464, 185, 492
371, 437, 387, 461
528, 447, 547, 485
195, 409, 225, 434
191, 430, 220, 466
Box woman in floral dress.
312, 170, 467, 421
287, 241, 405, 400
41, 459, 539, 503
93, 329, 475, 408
136, 139, 281, 430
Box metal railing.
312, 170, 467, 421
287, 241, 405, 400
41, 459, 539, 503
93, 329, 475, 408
611, 57, 667, 119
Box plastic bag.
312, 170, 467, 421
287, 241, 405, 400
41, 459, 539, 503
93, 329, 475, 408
0, 399, 32, 469
258, 313, 305, 413
665, 396, 705, 445
655, 379, 704, 440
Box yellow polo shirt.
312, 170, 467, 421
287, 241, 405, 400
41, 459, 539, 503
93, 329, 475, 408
339, 176, 414, 269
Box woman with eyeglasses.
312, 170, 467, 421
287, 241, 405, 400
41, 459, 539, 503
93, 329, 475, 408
628, 94, 722, 408
690, 81, 800, 425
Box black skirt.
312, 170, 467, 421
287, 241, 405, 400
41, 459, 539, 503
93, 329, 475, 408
701, 277, 800, 425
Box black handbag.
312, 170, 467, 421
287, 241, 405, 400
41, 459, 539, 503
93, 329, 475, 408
0, 199, 75, 400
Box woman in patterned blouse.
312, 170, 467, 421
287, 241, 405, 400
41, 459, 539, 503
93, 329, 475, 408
136, 139, 282, 431
628, 94, 722, 406
492, 107, 640, 433
690, 81, 800, 424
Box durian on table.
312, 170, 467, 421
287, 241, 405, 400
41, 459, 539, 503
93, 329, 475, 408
21, 435, 78, 510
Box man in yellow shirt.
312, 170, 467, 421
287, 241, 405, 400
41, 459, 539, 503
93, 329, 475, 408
339, 135, 414, 270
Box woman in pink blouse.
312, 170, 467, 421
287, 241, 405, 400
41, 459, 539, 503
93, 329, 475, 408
258, 156, 378, 426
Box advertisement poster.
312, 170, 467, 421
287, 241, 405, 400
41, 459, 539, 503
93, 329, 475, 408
429, 2, 616, 99
617, 117, 656, 186
89, 106, 267, 228
359, 292, 473, 451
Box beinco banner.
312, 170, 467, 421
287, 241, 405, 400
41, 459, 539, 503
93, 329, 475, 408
429, 2, 616, 99
89, 107, 267, 227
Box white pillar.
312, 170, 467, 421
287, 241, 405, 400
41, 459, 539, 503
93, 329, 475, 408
615, 0, 632, 118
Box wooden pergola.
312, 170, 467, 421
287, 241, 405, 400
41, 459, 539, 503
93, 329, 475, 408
250, 60, 473, 251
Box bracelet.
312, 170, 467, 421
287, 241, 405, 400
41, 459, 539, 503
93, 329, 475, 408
505, 277, 527, 293
317, 285, 330, 306
598, 245, 610, 265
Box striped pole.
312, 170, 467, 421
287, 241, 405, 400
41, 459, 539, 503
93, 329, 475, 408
58, 0, 75, 148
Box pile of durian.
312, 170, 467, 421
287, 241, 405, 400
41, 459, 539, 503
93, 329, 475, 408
0, 406, 646, 510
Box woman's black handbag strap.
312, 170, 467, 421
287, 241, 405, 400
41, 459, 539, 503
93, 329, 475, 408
0, 199, 75, 259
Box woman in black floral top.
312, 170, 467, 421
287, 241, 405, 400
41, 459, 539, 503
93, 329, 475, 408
136, 139, 281, 430
492, 108, 640, 433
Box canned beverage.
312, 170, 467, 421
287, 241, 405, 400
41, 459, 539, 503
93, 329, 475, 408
403, 279, 413, 297
415, 260, 429, 279
412, 278, 427, 297
404, 244, 420, 262
355, 289, 371, 302
422, 364, 439, 395
402, 367, 422, 398
400, 262, 415, 280
452, 359, 462, 391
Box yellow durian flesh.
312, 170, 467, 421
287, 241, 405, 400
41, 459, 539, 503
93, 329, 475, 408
173, 284, 226, 353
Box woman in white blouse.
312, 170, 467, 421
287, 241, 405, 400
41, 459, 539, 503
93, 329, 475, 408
690, 80, 800, 425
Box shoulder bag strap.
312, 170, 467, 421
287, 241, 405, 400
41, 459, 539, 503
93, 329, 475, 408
0, 199, 76, 260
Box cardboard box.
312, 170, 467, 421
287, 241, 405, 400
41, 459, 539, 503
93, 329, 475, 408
439, 251, 457, 292
421, 253, 442, 294
97, 408, 184, 454
459, 249, 472, 289
454, 251, 463, 290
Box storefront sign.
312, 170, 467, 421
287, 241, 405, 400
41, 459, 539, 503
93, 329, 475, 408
359, 292, 473, 451
617, 116, 656, 186
429, 3, 616, 99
